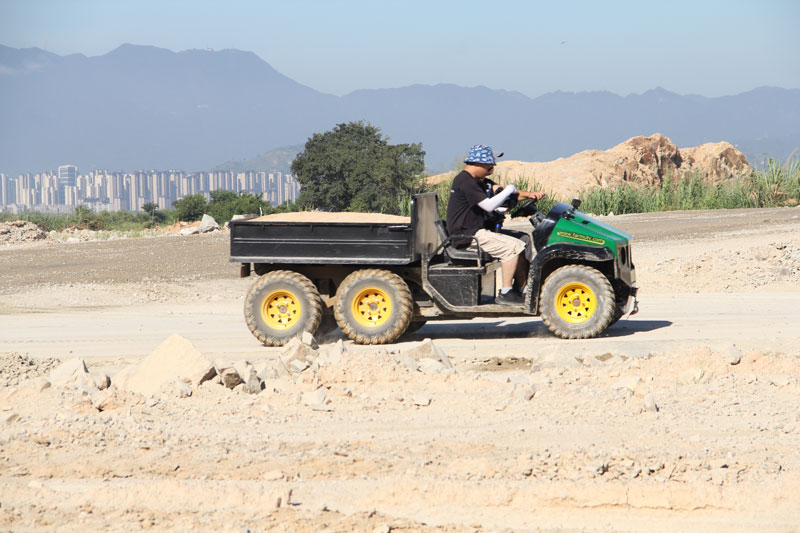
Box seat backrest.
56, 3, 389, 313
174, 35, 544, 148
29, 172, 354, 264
434, 218, 449, 244
434, 218, 490, 264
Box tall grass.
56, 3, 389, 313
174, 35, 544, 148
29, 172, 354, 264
578, 159, 800, 215
417, 158, 799, 217
0, 208, 178, 232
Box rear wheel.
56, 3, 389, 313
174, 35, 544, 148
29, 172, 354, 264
334, 269, 413, 344
540, 265, 614, 339
244, 270, 322, 346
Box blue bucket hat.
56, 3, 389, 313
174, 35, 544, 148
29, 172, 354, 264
464, 144, 503, 165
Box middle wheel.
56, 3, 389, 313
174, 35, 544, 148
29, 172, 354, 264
334, 269, 413, 344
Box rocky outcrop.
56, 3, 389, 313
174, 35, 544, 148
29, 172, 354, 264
428, 134, 751, 199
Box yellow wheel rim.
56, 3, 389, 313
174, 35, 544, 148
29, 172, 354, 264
555, 282, 596, 324
261, 290, 302, 330
352, 287, 392, 327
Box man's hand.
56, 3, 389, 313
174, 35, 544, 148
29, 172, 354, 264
522, 191, 545, 201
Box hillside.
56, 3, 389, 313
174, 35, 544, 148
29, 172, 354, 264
1, 44, 798, 174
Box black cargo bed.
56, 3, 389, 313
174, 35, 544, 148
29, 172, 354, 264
229, 220, 416, 265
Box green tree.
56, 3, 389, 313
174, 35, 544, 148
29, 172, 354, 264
291, 121, 425, 213
141, 202, 166, 225
173, 194, 207, 221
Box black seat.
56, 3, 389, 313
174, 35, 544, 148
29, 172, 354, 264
434, 219, 492, 264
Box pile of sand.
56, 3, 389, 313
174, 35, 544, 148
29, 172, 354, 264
251, 212, 410, 223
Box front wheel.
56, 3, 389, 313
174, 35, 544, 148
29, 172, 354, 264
540, 265, 614, 339
334, 269, 413, 344
244, 270, 322, 346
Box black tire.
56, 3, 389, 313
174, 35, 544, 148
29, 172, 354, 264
334, 269, 413, 344
244, 270, 322, 347
540, 265, 614, 339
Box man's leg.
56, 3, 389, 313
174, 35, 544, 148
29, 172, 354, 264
514, 256, 529, 290
501, 255, 519, 289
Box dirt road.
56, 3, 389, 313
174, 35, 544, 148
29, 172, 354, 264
1, 207, 799, 531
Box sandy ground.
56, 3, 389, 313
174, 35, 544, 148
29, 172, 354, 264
1, 206, 800, 531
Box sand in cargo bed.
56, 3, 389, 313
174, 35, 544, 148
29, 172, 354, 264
251, 212, 410, 223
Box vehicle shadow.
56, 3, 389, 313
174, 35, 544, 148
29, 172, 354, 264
599, 319, 673, 337
400, 318, 673, 341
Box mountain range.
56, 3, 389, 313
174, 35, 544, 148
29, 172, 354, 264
1, 43, 798, 176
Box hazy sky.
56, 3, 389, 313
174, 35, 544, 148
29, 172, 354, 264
2, 0, 798, 98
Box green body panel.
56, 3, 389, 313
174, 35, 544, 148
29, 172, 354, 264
547, 211, 632, 257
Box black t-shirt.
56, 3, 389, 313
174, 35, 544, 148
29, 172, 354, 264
446, 171, 491, 247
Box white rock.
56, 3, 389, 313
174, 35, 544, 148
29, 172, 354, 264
643, 393, 659, 412
417, 358, 446, 375
160, 377, 193, 398
412, 394, 432, 407
303, 388, 328, 406
113, 334, 216, 396
179, 227, 200, 236
91, 372, 110, 390
400, 339, 453, 369
514, 384, 537, 401
318, 339, 344, 366
724, 344, 742, 365
281, 337, 318, 367
197, 214, 220, 233
300, 330, 318, 349
612, 376, 642, 393
533, 350, 582, 369
49, 358, 96, 389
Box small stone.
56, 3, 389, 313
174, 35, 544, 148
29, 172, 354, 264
281, 338, 318, 368
412, 394, 432, 407
91, 372, 111, 390
300, 331, 318, 349
219, 368, 243, 389
724, 344, 742, 365
318, 339, 344, 365
514, 385, 537, 401
5, 413, 20, 424
643, 393, 659, 412
49, 358, 95, 389
160, 377, 192, 398
244, 369, 262, 395
612, 376, 642, 393
400, 339, 453, 369
303, 388, 328, 406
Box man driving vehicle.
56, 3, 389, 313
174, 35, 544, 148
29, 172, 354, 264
446, 144, 545, 305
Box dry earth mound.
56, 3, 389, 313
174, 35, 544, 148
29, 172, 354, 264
429, 134, 750, 199
0, 221, 48, 245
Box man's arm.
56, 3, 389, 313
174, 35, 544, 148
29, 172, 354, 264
477, 184, 517, 212
490, 183, 545, 201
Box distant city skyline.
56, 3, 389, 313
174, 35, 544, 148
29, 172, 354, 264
1, 0, 798, 98
0, 167, 300, 214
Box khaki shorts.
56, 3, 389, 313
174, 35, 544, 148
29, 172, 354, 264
469, 229, 526, 263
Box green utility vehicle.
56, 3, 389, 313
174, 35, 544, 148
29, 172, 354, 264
229, 192, 638, 345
